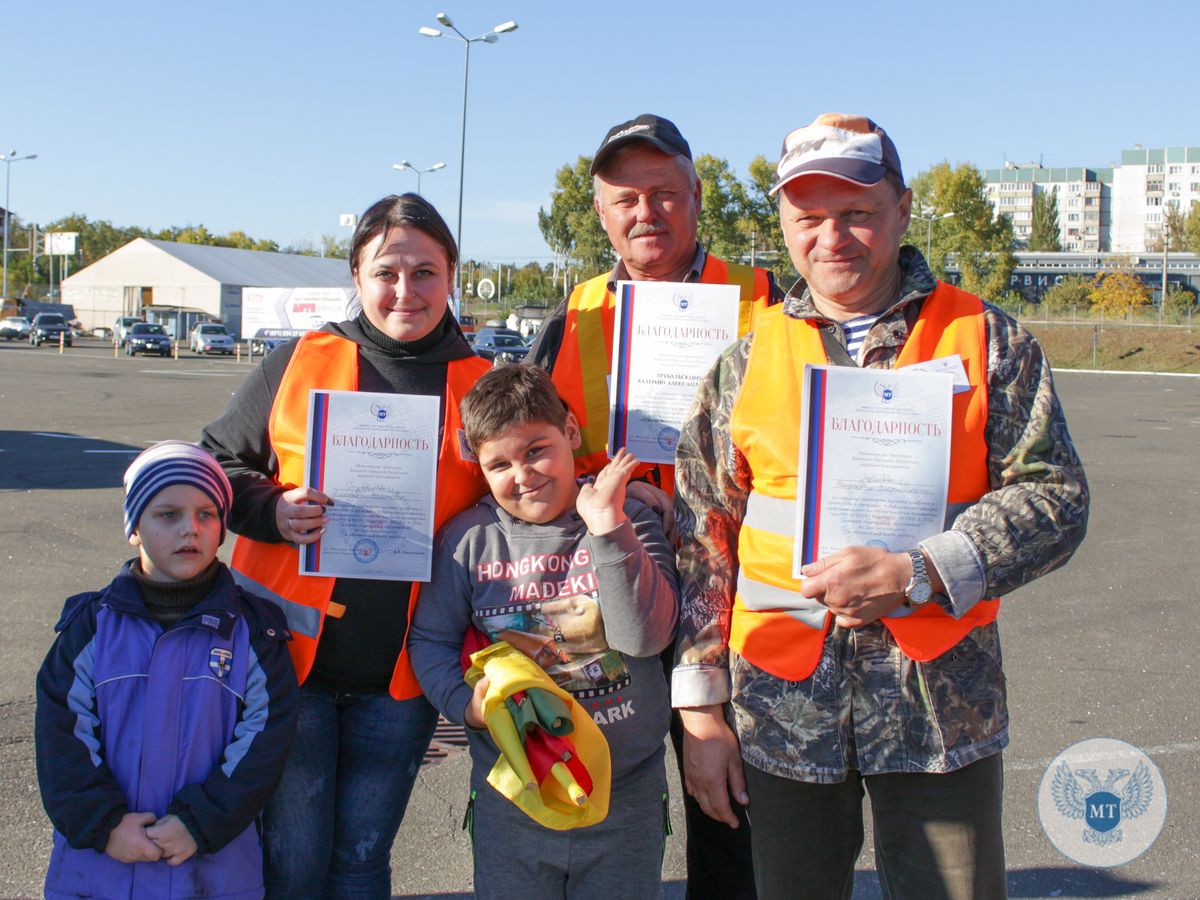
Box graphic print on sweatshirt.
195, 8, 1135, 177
473, 546, 631, 699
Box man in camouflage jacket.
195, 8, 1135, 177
672, 114, 1089, 899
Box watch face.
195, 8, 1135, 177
908, 581, 933, 605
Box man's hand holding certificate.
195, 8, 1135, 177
793, 364, 953, 626
300, 389, 440, 581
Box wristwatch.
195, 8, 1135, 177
903, 549, 934, 607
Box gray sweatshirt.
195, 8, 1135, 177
409, 493, 679, 781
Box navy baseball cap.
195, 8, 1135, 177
590, 114, 693, 176
769, 113, 904, 195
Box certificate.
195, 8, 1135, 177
793, 365, 953, 578
608, 280, 740, 465
301, 389, 440, 582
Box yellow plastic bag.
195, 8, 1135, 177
467, 641, 611, 830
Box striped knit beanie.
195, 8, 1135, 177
123, 440, 234, 541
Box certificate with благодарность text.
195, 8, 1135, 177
608, 279, 741, 465
792, 364, 953, 579
300, 389, 439, 582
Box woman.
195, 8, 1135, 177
201, 194, 490, 898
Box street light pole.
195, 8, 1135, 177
419, 13, 517, 297
1, 151, 37, 298
912, 209, 955, 262
391, 160, 446, 195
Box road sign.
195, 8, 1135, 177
476, 278, 495, 301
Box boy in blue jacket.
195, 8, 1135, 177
35, 441, 299, 899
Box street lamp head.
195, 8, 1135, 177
493, 20, 518, 33
435, 11, 453, 27
430, 162, 447, 171
418, 26, 442, 37
394, 161, 411, 171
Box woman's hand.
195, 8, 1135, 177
274, 485, 334, 545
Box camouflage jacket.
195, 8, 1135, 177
671, 247, 1090, 782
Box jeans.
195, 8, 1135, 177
262, 683, 438, 899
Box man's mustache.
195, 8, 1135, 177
628, 222, 667, 238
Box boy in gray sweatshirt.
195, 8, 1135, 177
409, 364, 679, 899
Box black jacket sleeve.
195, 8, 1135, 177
199, 343, 299, 542
526, 297, 569, 373
166, 595, 299, 854
35, 593, 130, 851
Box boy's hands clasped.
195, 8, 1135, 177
106, 812, 198, 866
576, 448, 638, 536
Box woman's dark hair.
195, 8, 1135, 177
349, 193, 458, 276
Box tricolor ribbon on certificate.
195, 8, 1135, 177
792, 364, 953, 579
303, 390, 333, 574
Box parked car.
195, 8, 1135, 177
114, 316, 145, 347
29, 313, 73, 347
0, 316, 31, 340
472, 327, 529, 364
125, 322, 173, 357
190, 323, 234, 355
250, 336, 289, 356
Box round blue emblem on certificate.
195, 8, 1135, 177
353, 539, 380, 564
657, 427, 680, 452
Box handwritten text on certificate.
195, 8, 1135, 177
301, 390, 440, 582
792, 365, 953, 578
609, 280, 740, 465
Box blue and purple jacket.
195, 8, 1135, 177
36, 561, 298, 900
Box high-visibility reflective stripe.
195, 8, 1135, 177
744, 491, 796, 536
230, 569, 322, 639
735, 572, 829, 628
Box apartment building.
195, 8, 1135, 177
983, 165, 1111, 252
984, 145, 1200, 253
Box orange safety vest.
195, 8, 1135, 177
550, 255, 772, 490
728, 282, 999, 682
230, 331, 491, 699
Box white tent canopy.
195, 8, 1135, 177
62, 238, 353, 337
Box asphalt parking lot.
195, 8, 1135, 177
1, 336, 1197, 898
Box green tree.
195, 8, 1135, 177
1040, 274, 1090, 315
905, 162, 1016, 299
1029, 187, 1062, 251
1089, 270, 1151, 316
173, 225, 215, 245
318, 234, 348, 259
537, 155, 613, 277
1185, 201, 1200, 254
1163, 285, 1197, 317
1164, 204, 1188, 252
509, 262, 556, 303
743, 155, 796, 286
694, 154, 748, 261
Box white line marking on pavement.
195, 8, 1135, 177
31, 432, 90, 439
1059, 368, 1200, 379
137, 369, 239, 377
1006, 740, 1200, 772
83, 449, 141, 454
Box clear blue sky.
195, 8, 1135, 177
6, 0, 1198, 264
